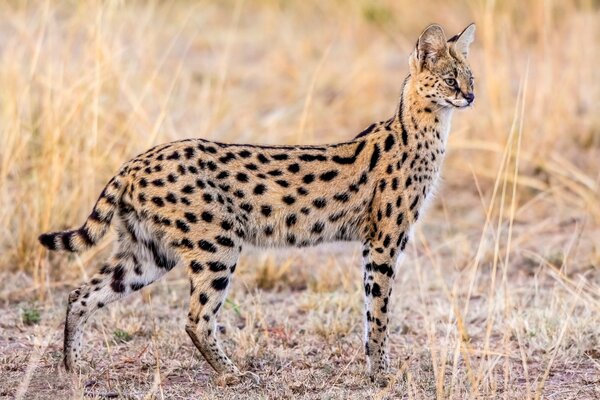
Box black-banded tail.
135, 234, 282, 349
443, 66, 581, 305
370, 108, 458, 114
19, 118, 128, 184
39, 169, 129, 253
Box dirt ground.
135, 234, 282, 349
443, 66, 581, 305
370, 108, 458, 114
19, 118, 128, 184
1, 1, 599, 399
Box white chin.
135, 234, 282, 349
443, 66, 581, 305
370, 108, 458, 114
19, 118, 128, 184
448, 100, 469, 108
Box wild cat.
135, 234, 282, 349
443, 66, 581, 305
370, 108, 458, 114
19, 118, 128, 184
39, 23, 475, 384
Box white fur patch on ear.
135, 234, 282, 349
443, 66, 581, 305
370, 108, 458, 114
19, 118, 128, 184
416, 24, 447, 67
450, 23, 475, 58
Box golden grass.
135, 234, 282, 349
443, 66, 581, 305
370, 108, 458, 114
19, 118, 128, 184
1, 0, 599, 398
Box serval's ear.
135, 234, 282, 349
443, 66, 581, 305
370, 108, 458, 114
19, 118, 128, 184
448, 23, 475, 58
411, 24, 447, 71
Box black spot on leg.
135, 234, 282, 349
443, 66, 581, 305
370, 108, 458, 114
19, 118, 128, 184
199, 293, 209, 305
198, 240, 217, 253
208, 261, 227, 272
211, 277, 229, 290
190, 261, 203, 273
111, 264, 126, 293
372, 283, 382, 297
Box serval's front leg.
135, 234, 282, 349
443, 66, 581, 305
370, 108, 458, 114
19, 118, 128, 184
362, 235, 403, 384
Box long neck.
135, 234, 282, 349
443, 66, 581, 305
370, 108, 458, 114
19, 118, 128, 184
394, 75, 454, 147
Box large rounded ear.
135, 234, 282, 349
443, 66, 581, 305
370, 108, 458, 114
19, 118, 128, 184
412, 24, 447, 70
448, 23, 475, 58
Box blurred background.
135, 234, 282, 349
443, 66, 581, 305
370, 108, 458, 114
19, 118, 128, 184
0, 1, 599, 399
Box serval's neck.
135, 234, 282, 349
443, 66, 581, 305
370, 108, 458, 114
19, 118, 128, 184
394, 75, 454, 149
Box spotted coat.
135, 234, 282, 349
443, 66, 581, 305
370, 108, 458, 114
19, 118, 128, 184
39, 23, 475, 383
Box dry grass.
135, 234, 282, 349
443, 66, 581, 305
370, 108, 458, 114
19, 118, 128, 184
1, 0, 599, 399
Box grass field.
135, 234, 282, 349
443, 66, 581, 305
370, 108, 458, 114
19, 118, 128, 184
1, 0, 599, 399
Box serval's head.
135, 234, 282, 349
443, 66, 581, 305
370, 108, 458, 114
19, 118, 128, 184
409, 23, 476, 109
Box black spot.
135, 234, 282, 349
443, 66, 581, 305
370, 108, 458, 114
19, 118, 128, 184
282, 195, 296, 205
166, 151, 180, 160
313, 198, 327, 208
203, 193, 213, 203
176, 220, 190, 233
286, 234, 296, 245
215, 236, 234, 247
198, 240, 217, 253
151, 179, 164, 187
261, 205, 272, 217
257, 154, 270, 164
272, 153, 288, 160
297, 187, 308, 196
236, 172, 249, 182
287, 163, 300, 173
264, 226, 274, 236
130, 282, 144, 291
219, 152, 236, 163
211, 277, 229, 290
311, 221, 324, 234
267, 169, 282, 176
221, 220, 232, 230
410, 195, 420, 210
299, 154, 326, 162
184, 146, 195, 159
275, 179, 289, 188
396, 212, 404, 226
302, 174, 315, 184
245, 163, 258, 171
334, 192, 350, 203
151, 197, 165, 207
239, 150, 252, 158
216, 171, 229, 180
190, 260, 203, 273
165, 192, 177, 204
240, 203, 253, 213
384, 134, 395, 151
181, 184, 195, 194
184, 212, 198, 223
208, 261, 228, 272
372, 283, 382, 297
285, 214, 297, 227
254, 184, 266, 195
199, 293, 209, 305
319, 170, 338, 181
201, 211, 213, 223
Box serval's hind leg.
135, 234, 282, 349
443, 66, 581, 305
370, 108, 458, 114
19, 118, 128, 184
63, 220, 176, 372
181, 231, 258, 384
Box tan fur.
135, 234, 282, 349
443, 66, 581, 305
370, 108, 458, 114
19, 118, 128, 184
39, 23, 475, 384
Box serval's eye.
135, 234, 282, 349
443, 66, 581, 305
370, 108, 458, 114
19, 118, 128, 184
444, 78, 456, 86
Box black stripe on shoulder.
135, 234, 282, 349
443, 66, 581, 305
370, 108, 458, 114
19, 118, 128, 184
369, 144, 380, 171
354, 123, 377, 139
